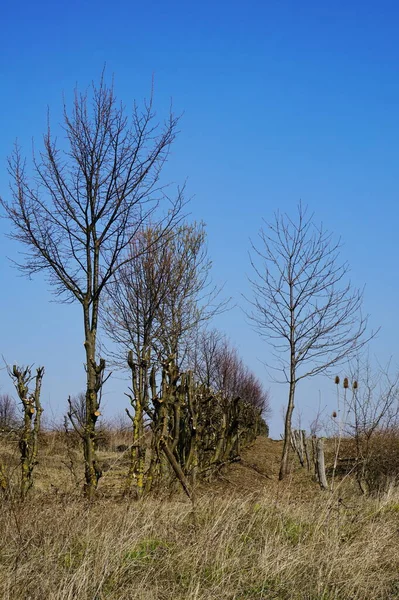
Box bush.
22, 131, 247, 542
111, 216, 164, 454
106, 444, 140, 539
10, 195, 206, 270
341, 428, 399, 493
362, 429, 399, 492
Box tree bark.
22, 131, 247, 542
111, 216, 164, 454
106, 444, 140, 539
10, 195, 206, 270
160, 438, 193, 501
82, 323, 103, 500
279, 379, 295, 480
11, 365, 44, 500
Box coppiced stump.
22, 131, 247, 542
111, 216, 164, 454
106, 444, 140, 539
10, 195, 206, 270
120, 331, 269, 498
9, 365, 44, 500
125, 350, 149, 497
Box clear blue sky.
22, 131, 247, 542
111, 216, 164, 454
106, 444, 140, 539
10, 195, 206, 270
0, 0, 398, 436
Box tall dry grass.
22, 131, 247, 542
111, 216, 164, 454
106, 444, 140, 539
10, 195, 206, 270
1, 483, 399, 599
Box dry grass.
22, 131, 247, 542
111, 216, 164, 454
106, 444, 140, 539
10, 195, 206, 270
1, 435, 399, 599
1, 487, 399, 599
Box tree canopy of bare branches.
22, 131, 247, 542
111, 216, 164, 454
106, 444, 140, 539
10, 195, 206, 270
193, 328, 271, 420
103, 221, 226, 370
248, 203, 370, 479
0, 74, 184, 498
342, 356, 399, 493
347, 357, 399, 441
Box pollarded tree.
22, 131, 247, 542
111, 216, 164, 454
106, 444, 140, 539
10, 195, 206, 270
1, 75, 183, 498
102, 223, 175, 494
194, 331, 271, 459
248, 203, 370, 479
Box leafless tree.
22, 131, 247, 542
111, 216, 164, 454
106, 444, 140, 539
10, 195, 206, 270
347, 357, 399, 439
67, 392, 87, 429
0, 394, 18, 431
155, 222, 225, 368
102, 222, 226, 494
194, 328, 271, 419
103, 221, 224, 368
0, 75, 183, 498
248, 203, 370, 479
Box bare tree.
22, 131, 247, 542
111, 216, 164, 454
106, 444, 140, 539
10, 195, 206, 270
103, 221, 224, 367
1, 75, 183, 498
194, 328, 271, 420
67, 392, 87, 429
347, 357, 399, 440
248, 203, 370, 479
0, 394, 18, 431
154, 222, 225, 368
102, 221, 225, 494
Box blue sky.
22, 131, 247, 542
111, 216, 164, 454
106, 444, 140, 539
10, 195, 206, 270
0, 0, 398, 436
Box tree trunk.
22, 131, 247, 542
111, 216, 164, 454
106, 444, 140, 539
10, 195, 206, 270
125, 354, 148, 497
83, 330, 103, 500
160, 438, 193, 501
279, 379, 295, 480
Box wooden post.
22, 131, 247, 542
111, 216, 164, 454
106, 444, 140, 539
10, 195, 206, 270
291, 429, 305, 467
302, 430, 311, 471
316, 437, 328, 490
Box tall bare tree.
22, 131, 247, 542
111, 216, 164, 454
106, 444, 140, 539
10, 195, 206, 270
1, 75, 183, 498
102, 221, 224, 494
248, 203, 369, 479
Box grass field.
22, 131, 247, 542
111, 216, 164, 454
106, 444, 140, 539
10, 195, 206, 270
1, 435, 399, 599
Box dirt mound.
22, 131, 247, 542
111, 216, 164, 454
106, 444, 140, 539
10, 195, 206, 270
205, 437, 283, 495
